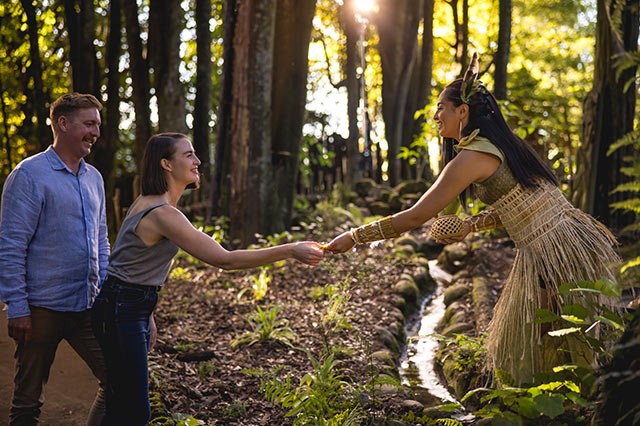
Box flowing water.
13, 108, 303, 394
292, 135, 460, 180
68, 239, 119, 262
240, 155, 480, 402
399, 259, 458, 405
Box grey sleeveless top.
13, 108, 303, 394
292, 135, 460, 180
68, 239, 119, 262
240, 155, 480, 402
106, 203, 179, 286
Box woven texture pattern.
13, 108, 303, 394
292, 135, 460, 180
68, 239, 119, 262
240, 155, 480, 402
473, 161, 518, 205
485, 180, 619, 385
430, 215, 464, 240
352, 216, 399, 244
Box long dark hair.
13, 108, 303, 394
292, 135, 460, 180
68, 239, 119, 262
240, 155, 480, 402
141, 133, 187, 195
442, 79, 557, 194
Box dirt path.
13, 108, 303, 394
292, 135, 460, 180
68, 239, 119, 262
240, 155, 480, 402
0, 308, 99, 426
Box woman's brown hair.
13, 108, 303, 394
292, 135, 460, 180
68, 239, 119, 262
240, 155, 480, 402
140, 133, 187, 195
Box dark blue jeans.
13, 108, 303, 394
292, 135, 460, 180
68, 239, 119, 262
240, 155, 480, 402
91, 276, 159, 426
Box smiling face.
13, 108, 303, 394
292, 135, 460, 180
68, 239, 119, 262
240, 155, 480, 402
164, 138, 201, 186
433, 90, 468, 140
57, 107, 101, 160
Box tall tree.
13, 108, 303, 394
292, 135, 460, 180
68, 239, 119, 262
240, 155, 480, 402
211, 0, 237, 219
572, 0, 638, 228
149, 0, 188, 134
228, 0, 277, 243
62, 0, 100, 96
338, 0, 361, 187
448, 0, 469, 75
122, 0, 152, 167
373, 0, 421, 186
270, 0, 317, 231
494, 0, 512, 100
193, 0, 213, 195
20, 0, 50, 152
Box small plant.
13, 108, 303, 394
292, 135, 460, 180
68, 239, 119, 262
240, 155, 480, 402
197, 360, 214, 378
217, 400, 248, 418
435, 333, 487, 372
231, 305, 297, 348
169, 265, 192, 281
174, 341, 197, 353
237, 267, 272, 301
261, 351, 364, 425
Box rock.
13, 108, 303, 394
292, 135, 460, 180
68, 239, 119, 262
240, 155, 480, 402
372, 350, 396, 368
391, 295, 406, 313
443, 283, 470, 306
413, 267, 436, 294
400, 193, 422, 208
450, 269, 471, 284
354, 178, 376, 198
388, 192, 403, 210
389, 307, 405, 323
394, 279, 420, 309
379, 189, 392, 203
437, 242, 468, 273
394, 244, 415, 256
472, 276, 493, 331
418, 238, 444, 259
376, 326, 400, 353
400, 399, 424, 413
437, 304, 467, 331
395, 235, 421, 252
395, 179, 430, 195
369, 201, 391, 216
441, 322, 474, 337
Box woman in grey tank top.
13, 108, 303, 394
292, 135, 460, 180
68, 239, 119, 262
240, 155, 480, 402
92, 133, 324, 425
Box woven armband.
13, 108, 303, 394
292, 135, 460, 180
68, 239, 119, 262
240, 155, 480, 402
352, 216, 399, 244
463, 210, 502, 232
430, 215, 464, 240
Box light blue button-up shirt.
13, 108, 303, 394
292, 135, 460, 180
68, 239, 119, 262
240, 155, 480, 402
0, 146, 110, 319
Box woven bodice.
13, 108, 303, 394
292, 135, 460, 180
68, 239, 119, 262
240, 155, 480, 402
473, 161, 518, 205
491, 182, 574, 249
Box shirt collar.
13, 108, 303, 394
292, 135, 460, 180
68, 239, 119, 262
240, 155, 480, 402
45, 146, 87, 175
457, 129, 481, 148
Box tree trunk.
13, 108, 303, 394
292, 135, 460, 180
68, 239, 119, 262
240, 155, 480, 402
211, 0, 237, 219
374, 0, 421, 186
494, 0, 511, 100
91, 0, 121, 233
572, 0, 638, 229
62, 0, 100, 96
122, 0, 152, 168
449, 0, 469, 75
229, 0, 276, 244
339, 0, 360, 187
270, 0, 316, 232
20, 0, 50, 152
193, 0, 213, 199
149, 0, 188, 134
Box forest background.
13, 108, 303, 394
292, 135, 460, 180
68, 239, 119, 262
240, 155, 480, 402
0, 0, 639, 245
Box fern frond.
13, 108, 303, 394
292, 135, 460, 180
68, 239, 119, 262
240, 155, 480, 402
610, 199, 640, 213
610, 181, 640, 194
607, 128, 640, 156
621, 256, 640, 274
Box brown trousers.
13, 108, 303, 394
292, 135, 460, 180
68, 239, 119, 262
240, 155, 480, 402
10, 306, 106, 426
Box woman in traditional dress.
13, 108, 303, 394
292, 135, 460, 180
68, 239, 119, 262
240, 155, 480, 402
326, 54, 619, 386
92, 133, 324, 425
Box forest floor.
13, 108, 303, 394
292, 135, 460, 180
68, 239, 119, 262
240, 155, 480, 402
146, 224, 518, 425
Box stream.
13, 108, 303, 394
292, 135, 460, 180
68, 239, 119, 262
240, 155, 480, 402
399, 259, 458, 405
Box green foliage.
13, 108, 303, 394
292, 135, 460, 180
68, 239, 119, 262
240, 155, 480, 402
435, 333, 487, 372
174, 341, 197, 353
231, 305, 298, 349
237, 267, 272, 301
261, 351, 365, 426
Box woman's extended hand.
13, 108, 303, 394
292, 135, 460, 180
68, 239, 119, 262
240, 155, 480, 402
435, 220, 470, 244
326, 231, 356, 254
291, 241, 325, 265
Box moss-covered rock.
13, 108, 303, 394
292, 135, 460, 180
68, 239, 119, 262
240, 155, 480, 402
395, 179, 430, 195
472, 276, 493, 331
394, 279, 420, 309
376, 326, 400, 353
354, 178, 376, 198
437, 242, 468, 273
369, 201, 391, 216
372, 349, 396, 368
395, 235, 421, 252
388, 192, 403, 210
443, 283, 470, 306
440, 322, 474, 337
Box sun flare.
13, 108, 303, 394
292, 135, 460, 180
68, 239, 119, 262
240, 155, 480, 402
354, 0, 375, 13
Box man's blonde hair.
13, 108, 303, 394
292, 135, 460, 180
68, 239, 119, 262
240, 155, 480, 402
50, 93, 102, 132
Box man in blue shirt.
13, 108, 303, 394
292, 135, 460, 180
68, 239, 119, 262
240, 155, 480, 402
0, 93, 109, 425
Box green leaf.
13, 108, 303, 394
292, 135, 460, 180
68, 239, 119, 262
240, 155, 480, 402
552, 364, 578, 373
516, 396, 541, 419
548, 327, 580, 336
534, 393, 565, 419
535, 308, 561, 323
561, 304, 590, 319
594, 315, 625, 331
493, 411, 524, 426
621, 256, 640, 274
560, 315, 586, 325
566, 391, 590, 407
563, 381, 580, 393
461, 387, 492, 402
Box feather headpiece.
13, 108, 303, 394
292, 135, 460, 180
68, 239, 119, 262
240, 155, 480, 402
460, 52, 479, 104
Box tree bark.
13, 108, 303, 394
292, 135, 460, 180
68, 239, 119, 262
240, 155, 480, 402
572, 0, 638, 228
211, 0, 238, 219
193, 0, 213, 197
20, 0, 50, 152
339, 0, 361, 187
62, 0, 100, 96
122, 0, 152, 168
270, 0, 316, 232
373, 0, 421, 186
229, 0, 276, 243
494, 0, 511, 100
149, 0, 188, 134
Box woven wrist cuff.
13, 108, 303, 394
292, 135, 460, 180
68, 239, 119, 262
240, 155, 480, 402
464, 211, 502, 232
353, 216, 399, 244
430, 215, 464, 240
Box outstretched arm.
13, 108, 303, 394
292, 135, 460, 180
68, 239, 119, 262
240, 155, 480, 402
150, 206, 324, 269
327, 150, 501, 253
